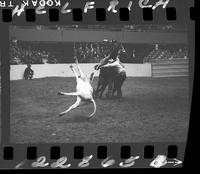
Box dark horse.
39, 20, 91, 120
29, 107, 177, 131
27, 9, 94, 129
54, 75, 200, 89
94, 43, 126, 98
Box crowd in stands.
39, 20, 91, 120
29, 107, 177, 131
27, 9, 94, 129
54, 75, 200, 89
9, 41, 188, 65
143, 44, 188, 63
9, 41, 57, 65
73, 42, 111, 63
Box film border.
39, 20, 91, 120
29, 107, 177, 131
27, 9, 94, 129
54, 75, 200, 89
0, 0, 196, 169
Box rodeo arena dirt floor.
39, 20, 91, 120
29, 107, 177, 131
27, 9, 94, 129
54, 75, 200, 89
10, 77, 190, 143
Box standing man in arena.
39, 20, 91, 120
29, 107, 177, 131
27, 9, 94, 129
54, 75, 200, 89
24, 64, 34, 80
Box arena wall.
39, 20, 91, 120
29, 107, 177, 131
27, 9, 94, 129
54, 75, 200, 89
10, 64, 152, 80
151, 59, 189, 77
9, 28, 188, 44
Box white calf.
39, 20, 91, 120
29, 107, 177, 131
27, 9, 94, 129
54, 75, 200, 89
58, 59, 96, 118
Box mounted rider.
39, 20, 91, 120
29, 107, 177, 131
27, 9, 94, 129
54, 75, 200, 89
95, 39, 126, 98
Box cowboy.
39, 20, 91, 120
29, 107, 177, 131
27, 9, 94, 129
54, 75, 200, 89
24, 64, 34, 80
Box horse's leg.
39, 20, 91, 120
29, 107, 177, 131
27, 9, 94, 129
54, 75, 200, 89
95, 70, 104, 97
99, 80, 109, 98
89, 72, 94, 83
112, 78, 118, 97
95, 77, 102, 96
93, 78, 100, 97
106, 80, 113, 98
116, 72, 126, 98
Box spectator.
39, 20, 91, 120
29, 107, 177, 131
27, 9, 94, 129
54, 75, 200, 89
132, 49, 136, 59
155, 44, 159, 50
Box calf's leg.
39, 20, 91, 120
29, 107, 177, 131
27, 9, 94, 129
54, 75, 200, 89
59, 97, 82, 116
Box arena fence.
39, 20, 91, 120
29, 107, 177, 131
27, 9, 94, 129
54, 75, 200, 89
10, 63, 152, 80
151, 59, 189, 77
10, 60, 189, 80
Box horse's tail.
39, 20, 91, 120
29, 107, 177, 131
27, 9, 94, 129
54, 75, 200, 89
89, 98, 96, 118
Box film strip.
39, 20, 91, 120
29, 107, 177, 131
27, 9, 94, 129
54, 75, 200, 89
0, 0, 195, 22
0, 143, 185, 168
0, 0, 196, 170
0, 5, 196, 22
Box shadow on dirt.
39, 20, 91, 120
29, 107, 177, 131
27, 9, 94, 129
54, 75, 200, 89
57, 115, 97, 123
